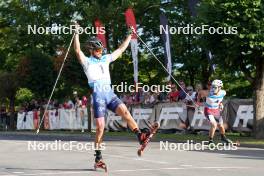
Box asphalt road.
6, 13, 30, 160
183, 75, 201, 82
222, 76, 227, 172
0, 133, 263, 176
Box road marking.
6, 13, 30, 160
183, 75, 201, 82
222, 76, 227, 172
133, 157, 168, 164
0, 166, 252, 176
180, 165, 193, 167
73, 149, 169, 164
234, 155, 264, 159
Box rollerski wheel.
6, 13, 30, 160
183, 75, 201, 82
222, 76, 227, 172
94, 160, 107, 172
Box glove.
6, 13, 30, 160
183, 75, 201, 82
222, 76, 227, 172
219, 103, 224, 111
73, 21, 81, 34
128, 26, 135, 35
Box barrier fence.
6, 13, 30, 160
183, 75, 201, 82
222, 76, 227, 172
16, 99, 253, 132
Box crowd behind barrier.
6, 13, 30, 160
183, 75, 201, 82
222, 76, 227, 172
0, 81, 253, 132
14, 99, 253, 133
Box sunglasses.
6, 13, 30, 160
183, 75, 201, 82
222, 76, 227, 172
93, 48, 103, 53
212, 86, 218, 89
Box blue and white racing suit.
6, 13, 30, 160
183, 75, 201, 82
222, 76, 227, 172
81, 54, 122, 118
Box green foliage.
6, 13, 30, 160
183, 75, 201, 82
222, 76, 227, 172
15, 88, 34, 104
196, 0, 263, 82
0, 0, 263, 105
17, 49, 54, 99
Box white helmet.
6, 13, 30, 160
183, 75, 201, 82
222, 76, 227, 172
212, 79, 223, 87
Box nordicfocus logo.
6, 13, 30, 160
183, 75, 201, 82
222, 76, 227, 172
27, 24, 105, 35
160, 24, 238, 35
93, 82, 172, 93
160, 141, 238, 151
27, 140, 106, 151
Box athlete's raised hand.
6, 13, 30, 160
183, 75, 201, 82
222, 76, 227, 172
128, 26, 136, 35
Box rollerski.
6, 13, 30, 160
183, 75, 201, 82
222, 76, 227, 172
94, 150, 107, 172
94, 160, 107, 172
137, 122, 160, 157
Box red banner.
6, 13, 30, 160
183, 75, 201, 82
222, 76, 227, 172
125, 8, 138, 83
94, 19, 107, 48
125, 8, 137, 39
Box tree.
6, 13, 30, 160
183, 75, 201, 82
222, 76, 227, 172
17, 50, 54, 99
15, 88, 34, 104
0, 72, 19, 129
197, 0, 264, 138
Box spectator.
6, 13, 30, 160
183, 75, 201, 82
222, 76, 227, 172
48, 100, 55, 110
74, 96, 82, 109
122, 93, 133, 106
67, 98, 74, 109
183, 86, 196, 131
184, 86, 197, 105
120, 93, 126, 104
131, 92, 139, 105
143, 92, 150, 105
168, 84, 179, 102
138, 88, 144, 104
73, 91, 79, 105
157, 92, 167, 102
82, 96, 88, 108
79, 96, 88, 133
53, 99, 59, 109
149, 92, 157, 104
178, 80, 187, 100
195, 83, 203, 94
28, 99, 36, 111
197, 81, 211, 104
63, 97, 74, 109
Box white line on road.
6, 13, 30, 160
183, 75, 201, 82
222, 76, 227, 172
73, 149, 170, 164
0, 166, 251, 176
180, 165, 193, 167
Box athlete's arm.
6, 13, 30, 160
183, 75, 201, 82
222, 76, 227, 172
111, 27, 136, 61
73, 23, 86, 64
110, 34, 132, 61
219, 90, 226, 110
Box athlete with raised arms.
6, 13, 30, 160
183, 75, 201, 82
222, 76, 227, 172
73, 23, 152, 171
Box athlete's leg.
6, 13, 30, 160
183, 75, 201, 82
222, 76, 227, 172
107, 94, 150, 144
208, 115, 217, 141
92, 90, 107, 163
217, 117, 225, 135
115, 103, 138, 130
94, 117, 105, 162
115, 104, 153, 144
95, 117, 105, 147
106, 94, 138, 131
217, 117, 232, 143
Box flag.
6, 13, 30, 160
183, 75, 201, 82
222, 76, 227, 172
94, 19, 107, 49
160, 12, 172, 81
188, 0, 199, 17
125, 8, 138, 83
